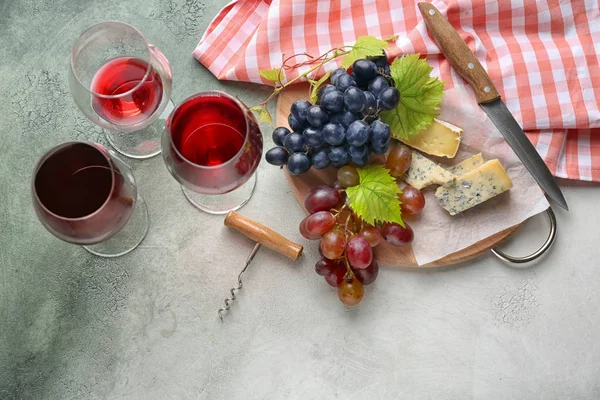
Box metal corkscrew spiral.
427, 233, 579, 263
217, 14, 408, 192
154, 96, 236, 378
218, 211, 303, 321
218, 243, 261, 321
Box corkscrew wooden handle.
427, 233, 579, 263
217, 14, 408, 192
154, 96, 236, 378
224, 211, 303, 261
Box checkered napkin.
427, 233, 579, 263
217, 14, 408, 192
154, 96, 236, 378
193, 0, 600, 181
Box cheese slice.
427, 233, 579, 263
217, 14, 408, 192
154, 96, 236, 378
435, 159, 513, 215
446, 153, 484, 175
399, 119, 462, 158
404, 151, 455, 189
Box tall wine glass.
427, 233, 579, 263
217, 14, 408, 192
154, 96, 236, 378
69, 21, 173, 159
32, 141, 149, 257
162, 91, 263, 214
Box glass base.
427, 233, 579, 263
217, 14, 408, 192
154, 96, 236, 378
104, 101, 174, 160
83, 195, 149, 257
182, 174, 257, 214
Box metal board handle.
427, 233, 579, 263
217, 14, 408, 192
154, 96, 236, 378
491, 207, 557, 264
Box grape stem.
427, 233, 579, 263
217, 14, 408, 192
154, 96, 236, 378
342, 257, 354, 280
332, 203, 347, 217
344, 213, 353, 235
255, 48, 352, 109
252, 35, 398, 115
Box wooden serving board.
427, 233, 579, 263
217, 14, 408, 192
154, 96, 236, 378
276, 83, 521, 267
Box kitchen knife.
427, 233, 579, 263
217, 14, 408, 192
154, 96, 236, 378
418, 2, 568, 211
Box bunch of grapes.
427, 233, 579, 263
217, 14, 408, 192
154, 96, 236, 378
266, 56, 399, 175
300, 158, 425, 306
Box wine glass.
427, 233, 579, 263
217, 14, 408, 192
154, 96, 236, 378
69, 21, 173, 159
162, 91, 263, 214
32, 141, 149, 257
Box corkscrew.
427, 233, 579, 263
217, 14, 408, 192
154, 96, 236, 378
219, 211, 303, 321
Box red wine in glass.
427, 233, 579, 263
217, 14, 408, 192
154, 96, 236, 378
33, 142, 136, 244
91, 56, 163, 126
163, 92, 263, 195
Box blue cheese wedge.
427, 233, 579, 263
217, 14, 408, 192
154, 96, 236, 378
446, 153, 484, 175
435, 159, 513, 215
399, 119, 462, 158
404, 151, 455, 189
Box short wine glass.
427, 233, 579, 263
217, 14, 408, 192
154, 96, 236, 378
162, 91, 263, 214
69, 21, 173, 159
32, 141, 149, 257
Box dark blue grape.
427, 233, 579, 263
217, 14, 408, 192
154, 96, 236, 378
344, 87, 367, 113
320, 89, 344, 113
351, 72, 369, 90
352, 59, 378, 81
272, 127, 290, 146
346, 120, 370, 146
287, 153, 311, 175
371, 141, 390, 155
329, 146, 351, 167
265, 147, 289, 166
290, 99, 311, 124
378, 87, 400, 110
350, 147, 370, 167
368, 76, 389, 97
369, 54, 390, 75
339, 110, 360, 128
303, 127, 325, 148
317, 84, 336, 103
363, 91, 377, 116
329, 113, 342, 125
334, 73, 356, 92
369, 54, 388, 68
322, 123, 346, 146
330, 68, 347, 86
348, 144, 369, 159
288, 113, 305, 131
370, 120, 391, 147
312, 148, 331, 169
283, 132, 306, 153
306, 105, 329, 128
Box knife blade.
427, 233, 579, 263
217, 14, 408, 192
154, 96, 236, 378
417, 2, 568, 210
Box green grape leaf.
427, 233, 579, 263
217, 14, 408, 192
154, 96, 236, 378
341, 36, 390, 68
259, 68, 282, 83
346, 165, 404, 226
309, 71, 332, 104
251, 105, 272, 123
380, 54, 445, 139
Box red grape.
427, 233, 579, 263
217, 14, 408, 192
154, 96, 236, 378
337, 166, 360, 188
332, 181, 347, 209
385, 143, 412, 177
381, 222, 414, 246
320, 230, 346, 260
359, 225, 382, 247
306, 211, 336, 236
299, 217, 320, 240
371, 154, 387, 165
325, 262, 347, 287
315, 257, 338, 276
346, 235, 373, 269
398, 182, 425, 215
338, 277, 364, 305
352, 259, 379, 285
304, 185, 340, 214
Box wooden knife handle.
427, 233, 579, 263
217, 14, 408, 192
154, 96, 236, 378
418, 2, 501, 104
224, 211, 303, 261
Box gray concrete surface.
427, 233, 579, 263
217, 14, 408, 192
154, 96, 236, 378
1, 0, 600, 399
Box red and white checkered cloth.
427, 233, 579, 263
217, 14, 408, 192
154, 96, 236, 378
193, 0, 600, 181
